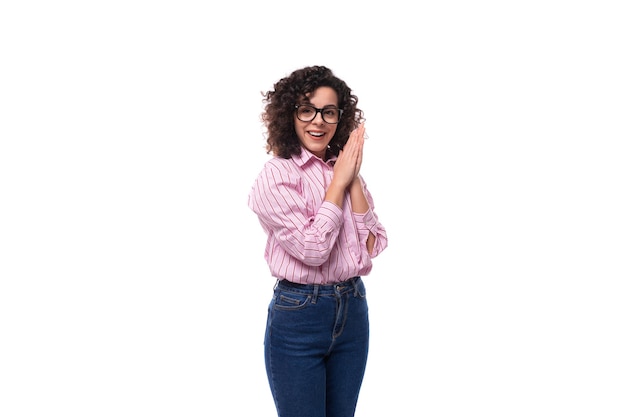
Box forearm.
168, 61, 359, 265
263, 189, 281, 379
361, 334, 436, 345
349, 177, 369, 214
350, 177, 375, 254
325, 182, 347, 209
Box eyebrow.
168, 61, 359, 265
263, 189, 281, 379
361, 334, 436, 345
299, 103, 340, 109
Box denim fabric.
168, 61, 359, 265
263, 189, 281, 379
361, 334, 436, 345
264, 277, 369, 417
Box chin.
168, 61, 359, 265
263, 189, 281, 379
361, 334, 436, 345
307, 144, 327, 155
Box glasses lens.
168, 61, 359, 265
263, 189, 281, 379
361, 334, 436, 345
321, 107, 340, 124
296, 105, 316, 122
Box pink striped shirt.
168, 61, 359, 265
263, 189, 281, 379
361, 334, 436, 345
248, 147, 388, 284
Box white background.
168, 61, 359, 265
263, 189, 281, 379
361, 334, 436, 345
1, 1, 625, 416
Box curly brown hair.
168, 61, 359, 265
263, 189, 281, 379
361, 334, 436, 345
261, 65, 364, 159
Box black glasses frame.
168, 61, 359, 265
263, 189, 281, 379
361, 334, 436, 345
294, 104, 344, 124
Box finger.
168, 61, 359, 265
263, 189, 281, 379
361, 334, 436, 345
345, 139, 360, 159
347, 124, 363, 143
342, 135, 357, 156
352, 124, 364, 142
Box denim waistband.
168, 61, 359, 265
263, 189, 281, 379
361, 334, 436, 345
275, 276, 361, 296
274, 276, 361, 295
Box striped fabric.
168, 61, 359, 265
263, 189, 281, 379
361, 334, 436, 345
248, 147, 388, 284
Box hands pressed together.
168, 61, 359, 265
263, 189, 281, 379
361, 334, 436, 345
324, 123, 369, 210
332, 123, 366, 189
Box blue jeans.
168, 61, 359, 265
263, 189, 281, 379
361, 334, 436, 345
264, 276, 369, 417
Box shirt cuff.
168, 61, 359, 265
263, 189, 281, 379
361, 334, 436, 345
353, 209, 377, 232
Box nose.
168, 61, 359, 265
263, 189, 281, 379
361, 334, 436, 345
311, 110, 325, 124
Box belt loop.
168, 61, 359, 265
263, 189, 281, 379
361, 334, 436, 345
273, 279, 279, 291
312, 284, 319, 304
352, 276, 359, 296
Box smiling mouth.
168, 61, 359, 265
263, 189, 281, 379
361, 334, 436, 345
308, 131, 325, 138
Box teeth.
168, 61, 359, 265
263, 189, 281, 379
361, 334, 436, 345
309, 132, 324, 137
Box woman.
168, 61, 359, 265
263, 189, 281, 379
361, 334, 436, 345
248, 65, 388, 417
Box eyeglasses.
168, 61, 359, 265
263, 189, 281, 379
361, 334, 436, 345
295, 104, 343, 124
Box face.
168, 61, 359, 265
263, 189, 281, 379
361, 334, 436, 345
294, 86, 339, 160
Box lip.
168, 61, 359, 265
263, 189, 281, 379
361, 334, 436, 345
307, 131, 326, 140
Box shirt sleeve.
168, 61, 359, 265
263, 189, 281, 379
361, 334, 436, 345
248, 160, 344, 267
352, 178, 388, 258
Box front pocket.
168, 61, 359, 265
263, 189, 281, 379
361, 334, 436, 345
273, 292, 312, 310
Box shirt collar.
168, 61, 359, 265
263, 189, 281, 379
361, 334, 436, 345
292, 146, 338, 167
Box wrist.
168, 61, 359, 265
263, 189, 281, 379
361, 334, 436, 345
350, 176, 362, 190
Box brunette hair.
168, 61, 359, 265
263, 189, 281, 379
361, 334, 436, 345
261, 65, 364, 159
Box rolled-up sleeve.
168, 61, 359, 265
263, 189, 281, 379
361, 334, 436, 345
353, 209, 388, 257
248, 160, 344, 266
352, 180, 388, 258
